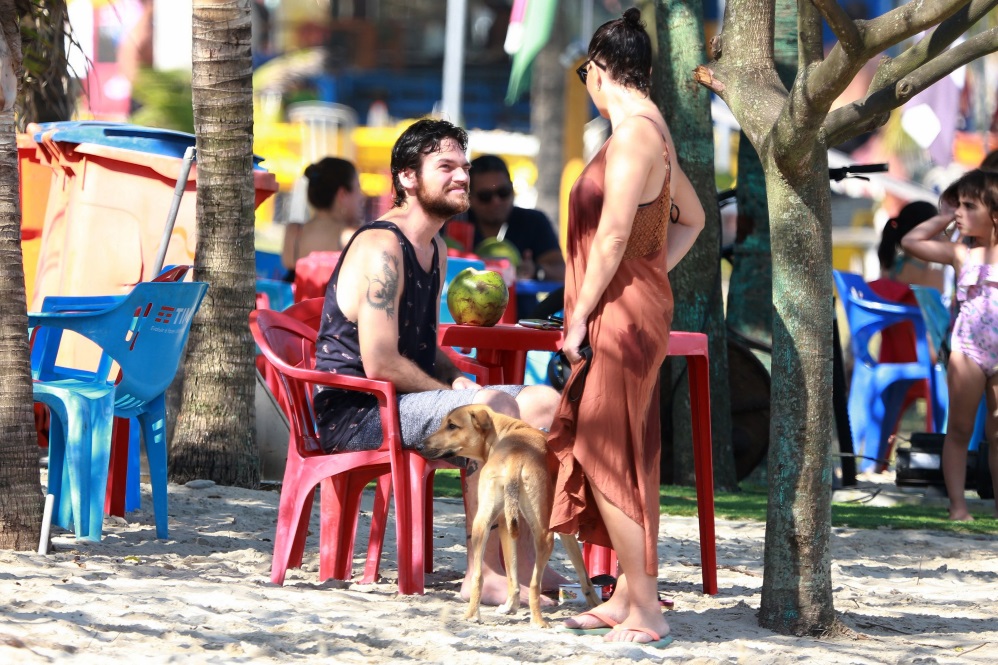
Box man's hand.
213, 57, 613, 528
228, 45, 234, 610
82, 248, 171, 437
452, 376, 481, 390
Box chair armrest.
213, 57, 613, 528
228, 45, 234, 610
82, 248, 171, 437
441, 346, 489, 384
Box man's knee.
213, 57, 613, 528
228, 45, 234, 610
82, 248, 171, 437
471, 389, 520, 418
515, 385, 560, 430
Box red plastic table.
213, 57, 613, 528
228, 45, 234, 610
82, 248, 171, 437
437, 324, 717, 595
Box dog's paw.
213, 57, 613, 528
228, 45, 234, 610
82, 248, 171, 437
530, 616, 551, 629
463, 609, 482, 623
496, 600, 516, 615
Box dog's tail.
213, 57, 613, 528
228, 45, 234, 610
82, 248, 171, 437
503, 480, 520, 541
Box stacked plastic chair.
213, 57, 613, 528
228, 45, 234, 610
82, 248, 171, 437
833, 270, 936, 473
30, 280, 208, 540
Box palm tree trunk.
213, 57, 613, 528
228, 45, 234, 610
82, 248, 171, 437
170, 0, 259, 488
0, 0, 44, 550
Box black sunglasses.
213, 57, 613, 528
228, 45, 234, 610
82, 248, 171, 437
474, 186, 513, 204
576, 59, 606, 85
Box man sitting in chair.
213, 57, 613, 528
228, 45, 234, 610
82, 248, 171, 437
312, 118, 564, 605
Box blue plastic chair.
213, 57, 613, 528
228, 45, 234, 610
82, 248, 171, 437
31, 265, 194, 517
834, 270, 935, 472
30, 280, 208, 540
910, 285, 986, 448
440, 257, 486, 324
256, 277, 295, 312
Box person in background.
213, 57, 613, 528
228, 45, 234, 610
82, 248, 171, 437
550, 8, 704, 647
467, 154, 566, 282
901, 169, 998, 520
870, 201, 945, 301
311, 119, 565, 605
280, 157, 364, 282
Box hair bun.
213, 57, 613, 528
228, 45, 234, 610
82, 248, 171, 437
623, 7, 642, 26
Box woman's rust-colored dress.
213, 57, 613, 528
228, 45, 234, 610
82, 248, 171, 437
548, 122, 673, 576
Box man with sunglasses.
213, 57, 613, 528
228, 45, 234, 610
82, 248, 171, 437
466, 154, 566, 283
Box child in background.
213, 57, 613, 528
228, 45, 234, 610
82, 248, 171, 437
901, 169, 998, 519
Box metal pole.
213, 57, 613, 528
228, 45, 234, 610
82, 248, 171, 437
441, 0, 467, 125
152, 146, 196, 277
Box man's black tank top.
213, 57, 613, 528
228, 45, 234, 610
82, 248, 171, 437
313, 221, 440, 452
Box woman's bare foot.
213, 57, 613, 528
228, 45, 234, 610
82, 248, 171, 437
603, 608, 670, 645
948, 510, 974, 521
563, 599, 628, 630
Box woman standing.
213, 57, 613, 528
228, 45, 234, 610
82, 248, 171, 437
549, 8, 704, 646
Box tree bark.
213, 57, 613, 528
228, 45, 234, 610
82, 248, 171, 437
757, 148, 835, 635
530, 3, 566, 225
0, 0, 44, 550
653, 0, 735, 491
170, 0, 259, 488
725, 0, 797, 346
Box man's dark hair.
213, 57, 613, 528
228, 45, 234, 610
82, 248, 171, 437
470, 154, 510, 185
303, 157, 356, 209
587, 7, 652, 94
390, 118, 469, 208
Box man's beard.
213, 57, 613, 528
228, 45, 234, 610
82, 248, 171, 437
415, 178, 469, 220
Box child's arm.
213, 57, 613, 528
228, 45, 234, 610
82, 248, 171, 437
900, 211, 959, 266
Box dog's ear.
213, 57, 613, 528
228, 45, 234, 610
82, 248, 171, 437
469, 406, 494, 434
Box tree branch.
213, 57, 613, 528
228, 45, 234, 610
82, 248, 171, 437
798, 1, 824, 69
809, 0, 861, 54
867, 0, 998, 97
823, 27, 998, 147
799, 0, 970, 127
862, 0, 969, 55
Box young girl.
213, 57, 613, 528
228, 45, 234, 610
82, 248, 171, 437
901, 169, 998, 520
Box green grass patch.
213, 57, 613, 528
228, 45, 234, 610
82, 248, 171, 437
431, 470, 998, 535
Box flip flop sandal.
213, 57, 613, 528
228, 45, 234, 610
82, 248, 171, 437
555, 608, 619, 635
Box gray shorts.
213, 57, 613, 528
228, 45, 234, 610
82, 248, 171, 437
344, 384, 525, 452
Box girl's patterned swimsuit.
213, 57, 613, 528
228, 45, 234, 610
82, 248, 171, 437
952, 262, 998, 378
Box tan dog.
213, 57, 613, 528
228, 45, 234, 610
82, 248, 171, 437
422, 404, 600, 628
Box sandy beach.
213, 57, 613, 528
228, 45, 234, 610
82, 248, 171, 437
2, 475, 996, 665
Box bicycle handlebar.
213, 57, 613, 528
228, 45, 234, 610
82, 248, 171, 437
717, 163, 889, 203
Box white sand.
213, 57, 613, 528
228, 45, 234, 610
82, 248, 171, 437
2, 476, 996, 664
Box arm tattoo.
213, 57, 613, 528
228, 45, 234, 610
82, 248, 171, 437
365, 252, 399, 318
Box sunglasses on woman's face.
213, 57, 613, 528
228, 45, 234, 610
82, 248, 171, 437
576, 59, 606, 85
474, 185, 513, 204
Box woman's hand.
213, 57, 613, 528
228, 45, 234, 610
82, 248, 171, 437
561, 315, 588, 363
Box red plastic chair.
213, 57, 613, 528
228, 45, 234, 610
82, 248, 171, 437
256, 299, 483, 588
250, 308, 484, 593
293, 251, 341, 304
582, 331, 718, 596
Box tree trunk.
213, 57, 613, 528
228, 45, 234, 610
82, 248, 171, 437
653, 0, 735, 491
758, 146, 835, 635
0, 1, 44, 550
530, 3, 566, 224
170, 0, 259, 488
725, 0, 798, 346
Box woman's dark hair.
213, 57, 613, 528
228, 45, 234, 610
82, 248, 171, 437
304, 157, 357, 210
390, 118, 469, 207
587, 7, 652, 93
982, 149, 998, 171
878, 200, 937, 271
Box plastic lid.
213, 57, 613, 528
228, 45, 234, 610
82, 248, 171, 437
32, 121, 265, 166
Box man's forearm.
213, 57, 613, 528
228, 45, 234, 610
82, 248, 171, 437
367, 354, 450, 393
